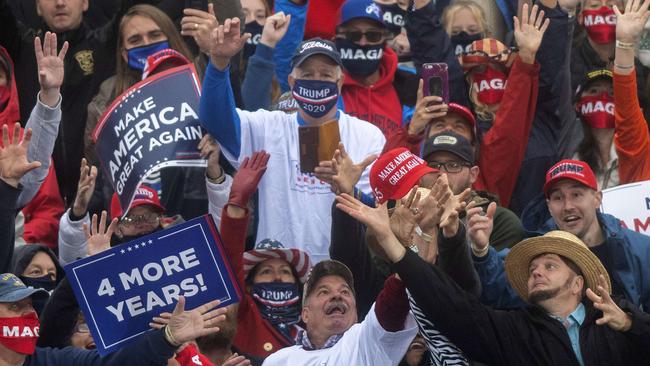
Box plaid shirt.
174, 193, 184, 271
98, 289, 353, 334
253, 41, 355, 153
295, 328, 344, 351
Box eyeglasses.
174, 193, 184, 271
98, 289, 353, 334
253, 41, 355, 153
74, 323, 90, 333
120, 213, 161, 227
428, 161, 471, 173
337, 30, 387, 43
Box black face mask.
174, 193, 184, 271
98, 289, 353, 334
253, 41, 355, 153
450, 31, 483, 56
376, 3, 407, 35
243, 21, 264, 61
19, 275, 55, 316
335, 38, 384, 77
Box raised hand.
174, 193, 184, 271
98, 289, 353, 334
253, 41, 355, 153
317, 142, 376, 195
34, 32, 68, 107
408, 79, 449, 136
466, 201, 496, 255
223, 353, 252, 366
513, 3, 550, 64
260, 11, 291, 48
0, 123, 41, 188
181, 3, 219, 54
210, 17, 251, 70
614, 0, 650, 43
167, 297, 228, 345
228, 151, 270, 208
389, 186, 422, 246
72, 158, 98, 217
415, 182, 451, 233
336, 193, 406, 262
199, 134, 222, 180
586, 274, 632, 331
83, 210, 118, 256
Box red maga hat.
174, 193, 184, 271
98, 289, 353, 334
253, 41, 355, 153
370, 148, 438, 204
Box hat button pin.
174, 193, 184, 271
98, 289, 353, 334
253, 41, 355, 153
264, 342, 273, 352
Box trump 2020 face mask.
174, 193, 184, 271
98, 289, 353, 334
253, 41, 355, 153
291, 79, 339, 118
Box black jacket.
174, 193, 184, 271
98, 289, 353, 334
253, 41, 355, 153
394, 249, 650, 366
0, 180, 20, 273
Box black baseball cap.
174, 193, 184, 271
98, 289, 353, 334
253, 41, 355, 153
302, 260, 354, 306
291, 38, 343, 70
574, 69, 612, 102
422, 131, 475, 164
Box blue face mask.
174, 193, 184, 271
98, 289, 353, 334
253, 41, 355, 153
291, 79, 339, 118
127, 41, 170, 71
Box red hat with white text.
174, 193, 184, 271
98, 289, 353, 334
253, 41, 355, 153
110, 185, 166, 220
370, 148, 438, 204
543, 159, 598, 197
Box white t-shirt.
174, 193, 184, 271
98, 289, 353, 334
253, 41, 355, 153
223, 109, 386, 263
262, 304, 417, 366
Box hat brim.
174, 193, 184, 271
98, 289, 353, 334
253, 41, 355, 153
128, 200, 166, 215
243, 248, 312, 283
504, 233, 611, 302
1, 287, 49, 303
542, 176, 596, 197
292, 51, 342, 70
382, 165, 437, 203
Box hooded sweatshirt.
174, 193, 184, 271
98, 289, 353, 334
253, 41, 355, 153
0, 46, 63, 249
342, 46, 404, 138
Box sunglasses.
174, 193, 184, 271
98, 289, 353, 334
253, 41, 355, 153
337, 30, 387, 43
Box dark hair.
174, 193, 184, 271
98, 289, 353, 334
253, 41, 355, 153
576, 122, 603, 177
245, 261, 301, 287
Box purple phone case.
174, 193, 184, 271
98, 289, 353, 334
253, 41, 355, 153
422, 63, 449, 104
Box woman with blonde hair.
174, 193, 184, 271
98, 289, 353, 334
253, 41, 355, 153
441, 0, 491, 55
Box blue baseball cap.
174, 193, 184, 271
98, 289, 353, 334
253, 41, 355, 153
291, 38, 343, 69
339, 0, 385, 27
0, 273, 48, 303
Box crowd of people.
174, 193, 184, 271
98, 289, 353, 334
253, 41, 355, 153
1, 0, 650, 364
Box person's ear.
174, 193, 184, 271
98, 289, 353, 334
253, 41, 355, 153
288, 74, 295, 90
337, 73, 345, 91
594, 190, 603, 207
82, 0, 89, 12
301, 305, 310, 324
36, 0, 42, 16
469, 165, 479, 184
574, 275, 585, 296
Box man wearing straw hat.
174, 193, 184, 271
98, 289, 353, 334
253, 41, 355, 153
333, 186, 650, 364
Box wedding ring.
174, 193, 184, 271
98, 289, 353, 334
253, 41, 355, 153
424, 107, 430, 113
411, 207, 420, 215
195, 23, 199, 29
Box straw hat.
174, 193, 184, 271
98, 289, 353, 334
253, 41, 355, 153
504, 230, 611, 301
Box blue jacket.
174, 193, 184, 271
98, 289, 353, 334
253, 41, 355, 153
25, 329, 175, 365
476, 212, 650, 311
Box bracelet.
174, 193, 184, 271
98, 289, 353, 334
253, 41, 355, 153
471, 243, 490, 257
615, 40, 636, 50
206, 167, 226, 184
415, 225, 434, 243
614, 62, 635, 70
164, 325, 181, 347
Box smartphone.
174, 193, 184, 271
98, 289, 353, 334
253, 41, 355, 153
185, 0, 208, 11
421, 63, 449, 104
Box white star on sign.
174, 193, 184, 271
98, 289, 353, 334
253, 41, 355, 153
141, 242, 146, 247
127, 247, 132, 252
120, 249, 125, 254
134, 244, 139, 249
148, 240, 153, 244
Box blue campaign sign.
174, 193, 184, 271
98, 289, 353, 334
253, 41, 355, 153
64, 215, 241, 356
92, 64, 206, 216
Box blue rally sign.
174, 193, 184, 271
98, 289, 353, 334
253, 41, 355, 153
64, 215, 241, 356
92, 65, 206, 216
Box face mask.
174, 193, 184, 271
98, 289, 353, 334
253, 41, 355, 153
582, 6, 616, 44
250, 282, 301, 327
377, 3, 407, 35
18, 276, 55, 315
577, 92, 615, 129
0, 312, 40, 355
639, 49, 650, 67
471, 66, 507, 105
0, 84, 10, 110
292, 79, 339, 118
451, 32, 483, 56
127, 41, 170, 71
335, 38, 384, 77
243, 21, 264, 61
